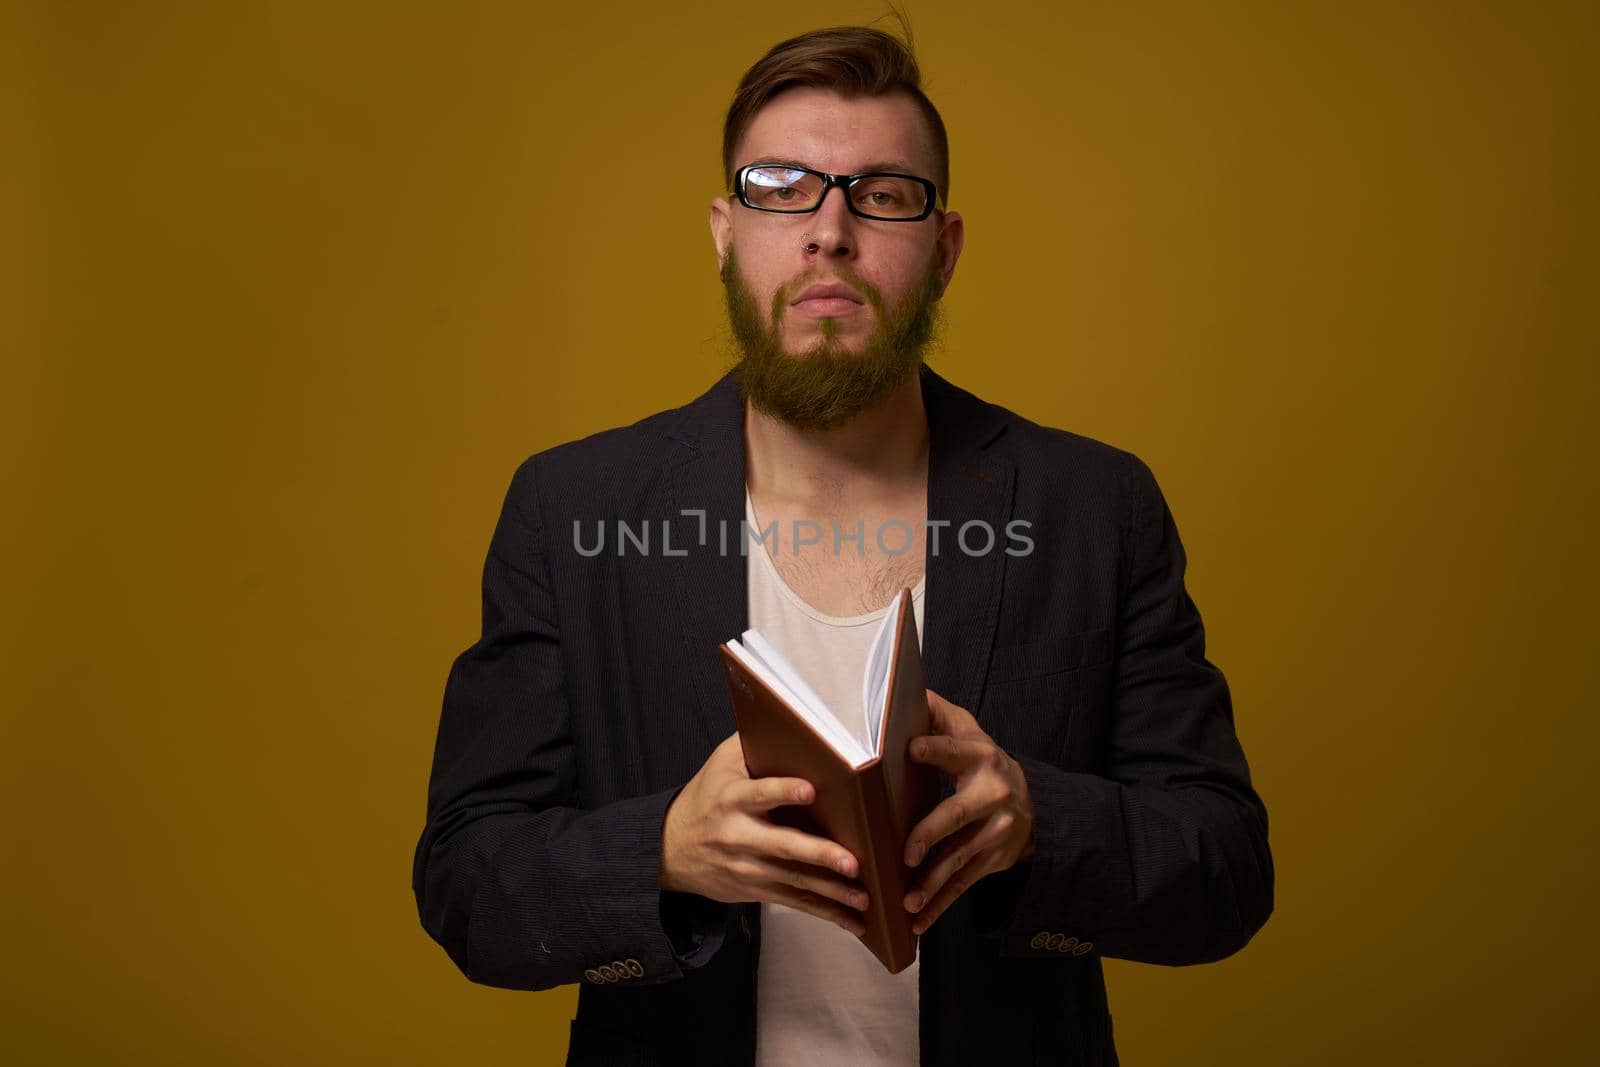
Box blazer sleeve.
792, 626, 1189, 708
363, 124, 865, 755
411, 455, 733, 991
968, 455, 1275, 966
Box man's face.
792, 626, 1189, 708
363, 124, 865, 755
709, 87, 965, 430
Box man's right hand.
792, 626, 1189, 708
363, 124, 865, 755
660, 732, 869, 937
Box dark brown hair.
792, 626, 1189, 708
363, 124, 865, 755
721, 18, 950, 207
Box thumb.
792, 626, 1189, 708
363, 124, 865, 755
924, 688, 958, 734
714, 730, 748, 768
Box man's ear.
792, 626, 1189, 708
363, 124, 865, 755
709, 195, 734, 271
934, 209, 965, 295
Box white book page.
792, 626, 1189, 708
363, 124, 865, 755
728, 635, 872, 767
742, 628, 832, 723
861, 589, 906, 758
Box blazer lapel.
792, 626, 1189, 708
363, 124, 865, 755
664, 371, 750, 753
918, 365, 1015, 724
663, 363, 1015, 754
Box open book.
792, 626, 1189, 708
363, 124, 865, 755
717, 587, 940, 973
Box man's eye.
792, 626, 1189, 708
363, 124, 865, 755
856, 187, 903, 206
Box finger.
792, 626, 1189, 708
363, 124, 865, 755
903, 786, 997, 867
761, 883, 868, 938
735, 776, 819, 813
748, 820, 862, 880
910, 846, 999, 935
734, 782, 863, 876
907, 733, 987, 775
906, 818, 1001, 910
755, 856, 870, 914
924, 688, 976, 734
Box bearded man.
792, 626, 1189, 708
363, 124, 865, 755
414, 23, 1274, 1067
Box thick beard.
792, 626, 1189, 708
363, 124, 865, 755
720, 247, 946, 431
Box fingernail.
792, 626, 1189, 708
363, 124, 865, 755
907, 892, 925, 912
792, 786, 808, 802
852, 891, 869, 909
912, 920, 926, 935
837, 857, 853, 876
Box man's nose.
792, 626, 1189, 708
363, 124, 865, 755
803, 183, 857, 257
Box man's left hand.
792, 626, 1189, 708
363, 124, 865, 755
902, 688, 1036, 934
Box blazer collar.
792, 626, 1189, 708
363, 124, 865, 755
664, 363, 1016, 752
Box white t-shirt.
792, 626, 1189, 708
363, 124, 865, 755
746, 486, 927, 1066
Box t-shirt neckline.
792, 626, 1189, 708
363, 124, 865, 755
744, 484, 926, 628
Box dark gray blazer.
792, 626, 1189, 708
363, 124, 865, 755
413, 364, 1274, 1066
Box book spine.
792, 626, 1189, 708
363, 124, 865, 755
850, 758, 903, 954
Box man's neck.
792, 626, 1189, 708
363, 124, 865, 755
743, 369, 930, 508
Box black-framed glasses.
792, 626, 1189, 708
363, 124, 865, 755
732, 163, 944, 222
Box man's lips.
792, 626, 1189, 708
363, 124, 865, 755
792, 297, 865, 318
792, 282, 864, 305
791, 282, 865, 318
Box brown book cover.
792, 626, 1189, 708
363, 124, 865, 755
717, 587, 939, 973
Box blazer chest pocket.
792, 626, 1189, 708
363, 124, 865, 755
981, 628, 1114, 767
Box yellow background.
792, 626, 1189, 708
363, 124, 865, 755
6, 1, 1595, 1062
